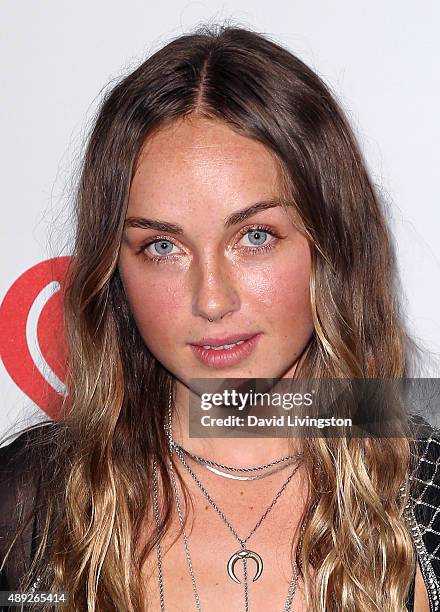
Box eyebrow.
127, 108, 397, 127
123, 199, 284, 234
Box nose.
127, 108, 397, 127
191, 255, 240, 323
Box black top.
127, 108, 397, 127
1, 422, 440, 610
406, 432, 440, 611
0, 423, 50, 597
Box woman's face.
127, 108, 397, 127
118, 116, 314, 388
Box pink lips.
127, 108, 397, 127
189, 333, 262, 369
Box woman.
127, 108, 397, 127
0, 23, 438, 611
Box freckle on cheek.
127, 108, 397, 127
246, 274, 272, 302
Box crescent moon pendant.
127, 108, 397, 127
227, 549, 264, 583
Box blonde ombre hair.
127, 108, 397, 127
1, 23, 423, 611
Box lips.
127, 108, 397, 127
189, 333, 262, 369
190, 332, 258, 347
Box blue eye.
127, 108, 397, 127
140, 238, 182, 264
244, 229, 269, 246
151, 240, 175, 256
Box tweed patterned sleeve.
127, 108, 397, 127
407, 431, 440, 611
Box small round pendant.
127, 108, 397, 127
227, 549, 264, 583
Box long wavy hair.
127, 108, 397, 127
0, 23, 423, 611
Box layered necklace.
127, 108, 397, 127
152, 392, 304, 611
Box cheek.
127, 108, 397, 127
242, 248, 314, 361
244, 248, 312, 321
120, 270, 185, 347
275, 263, 312, 320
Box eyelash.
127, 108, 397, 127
138, 224, 281, 265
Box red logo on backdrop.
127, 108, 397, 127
0, 257, 71, 420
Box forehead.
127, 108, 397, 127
128, 117, 286, 216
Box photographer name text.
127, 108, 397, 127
199, 414, 352, 429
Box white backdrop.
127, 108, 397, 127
1, 0, 439, 438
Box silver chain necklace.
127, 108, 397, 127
152, 392, 302, 611
173, 442, 302, 481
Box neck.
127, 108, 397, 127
171, 383, 302, 467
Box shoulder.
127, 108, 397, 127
0, 420, 59, 486
408, 423, 440, 608
0, 419, 60, 520
0, 420, 63, 518
409, 427, 440, 511
0, 421, 60, 590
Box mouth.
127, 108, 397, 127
189, 333, 262, 369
